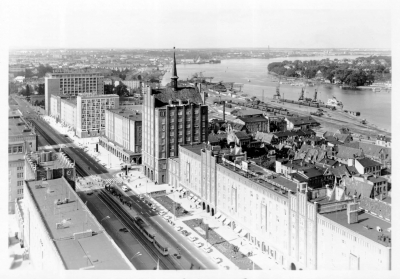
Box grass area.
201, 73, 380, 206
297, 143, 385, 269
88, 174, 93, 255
154, 196, 191, 218
183, 218, 261, 270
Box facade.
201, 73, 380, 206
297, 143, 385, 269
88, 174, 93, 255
8, 115, 37, 213
142, 49, 208, 183
60, 98, 77, 130
44, 70, 104, 115
99, 108, 142, 164
172, 143, 391, 270
376, 135, 391, 148
21, 177, 134, 270
76, 93, 119, 138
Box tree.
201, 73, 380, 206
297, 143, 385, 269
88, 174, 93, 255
37, 84, 45, 95
104, 84, 114, 94
25, 85, 31, 97
114, 84, 129, 97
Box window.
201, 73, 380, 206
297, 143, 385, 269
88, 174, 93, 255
17, 173, 23, 178
17, 189, 23, 195
8, 147, 12, 153
17, 181, 24, 186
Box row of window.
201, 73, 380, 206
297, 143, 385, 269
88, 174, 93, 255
8, 146, 23, 154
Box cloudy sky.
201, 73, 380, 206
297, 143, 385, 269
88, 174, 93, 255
5, 0, 393, 49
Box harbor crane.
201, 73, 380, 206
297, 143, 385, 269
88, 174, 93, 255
273, 78, 281, 100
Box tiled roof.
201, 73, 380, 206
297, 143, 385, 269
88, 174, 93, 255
237, 116, 268, 123
255, 131, 276, 144
329, 165, 350, 177
357, 157, 382, 168
343, 176, 373, 199
335, 145, 363, 160
286, 116, 319, 126
234, 131, 251, 140
152, 86, 203, 106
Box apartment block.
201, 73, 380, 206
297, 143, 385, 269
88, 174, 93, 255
76, 93, 119, 138
99, 108, 142, 164
45, 70, 104, 115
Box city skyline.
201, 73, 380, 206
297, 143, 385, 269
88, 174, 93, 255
5, 0, 392, 49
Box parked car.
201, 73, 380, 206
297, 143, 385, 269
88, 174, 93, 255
211, 256, 222, 264
139, 195, 144, 200
174, 226, 183, 231
163, 215, 172, 220
87, 190, 94, 195
151, 205, 157, 210
195, 241, 204, 248
122, 185, 129, 192
119, 228, 129, 232
202, 246, 212, 253
188, 236, 197, 242
181, 230, 189, 236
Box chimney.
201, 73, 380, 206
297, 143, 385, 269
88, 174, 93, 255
347, 202, 359, 224
244, 151, 247, 161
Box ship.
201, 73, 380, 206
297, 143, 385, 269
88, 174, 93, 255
209, 59, 221, 64
326, 96, 343, 108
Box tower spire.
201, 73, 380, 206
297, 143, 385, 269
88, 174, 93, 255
171, 47, 179, 91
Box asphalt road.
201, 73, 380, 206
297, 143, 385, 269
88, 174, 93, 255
78, 190, 157, 270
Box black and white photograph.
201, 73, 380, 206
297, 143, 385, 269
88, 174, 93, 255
1, 0, 397, 278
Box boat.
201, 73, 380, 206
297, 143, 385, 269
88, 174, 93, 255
327, 96, 343, 108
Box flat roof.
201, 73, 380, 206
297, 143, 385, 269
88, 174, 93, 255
62, 98, 77, 105
321, 209, 391, 247
9, 118, 35, 137
25, 178, 132, 270
108, 108, 142, 121
180, 143, 204, 156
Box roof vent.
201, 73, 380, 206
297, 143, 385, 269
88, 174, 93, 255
376, 226, 382, 232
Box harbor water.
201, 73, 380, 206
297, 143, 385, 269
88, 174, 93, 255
162, 56, 391, 132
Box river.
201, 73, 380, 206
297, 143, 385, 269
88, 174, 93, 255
161, 56, 391, 132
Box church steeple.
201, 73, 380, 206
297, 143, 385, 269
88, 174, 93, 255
171, 47, 179, 91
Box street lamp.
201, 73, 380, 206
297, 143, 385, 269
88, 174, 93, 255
100, 216, 110, 225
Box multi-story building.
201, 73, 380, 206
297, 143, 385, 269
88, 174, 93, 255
172, 143, 391, 270
8, 113, 37, 213
44, 70, 104, 115
142, 48, 208, 183
76, 93, 119, 138
19, 177, 134, 270
99, 108, 142, 164
60, 98, 77, 130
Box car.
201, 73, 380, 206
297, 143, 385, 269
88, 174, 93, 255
151, 205, 157, 210
202, 246, 212, 253
188, 236, 197, 242
163, 215, 172, 220
122, 185, 129, 192
158, 210, 166, 215
139, 195, 144, 200
181, 230, 189, 236
174, 226, 183, 231
211, 256, 222, 264
119, 228, 129, 233
195, 241, 204, 248
87, 191, 94, 195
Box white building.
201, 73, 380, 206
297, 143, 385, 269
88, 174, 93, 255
76, 93, 119, 138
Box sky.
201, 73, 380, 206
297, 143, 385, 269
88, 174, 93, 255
3, 0, 394, 49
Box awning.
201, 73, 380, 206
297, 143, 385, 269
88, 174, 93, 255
239, 230, 249, 237
192, 197, 197, 202
177, 186, 183, 191
214, 212, 222, 219
189, 194, 194, 198
223, 218, 232, 225
234, 226, 242, 234
220, 216, 227, 222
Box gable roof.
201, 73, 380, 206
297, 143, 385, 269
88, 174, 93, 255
255, 131, 276, 144
357, 157, 382, 168
343, 177, 374, 199
335, 145, 363, 160
329, 165, 351, 178
286, 116, 319, 126
234, 131, 251, 140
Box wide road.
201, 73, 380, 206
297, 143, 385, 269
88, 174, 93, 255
116, 188, 219, 270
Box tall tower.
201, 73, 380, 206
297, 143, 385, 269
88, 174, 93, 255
171, 47, 179, 91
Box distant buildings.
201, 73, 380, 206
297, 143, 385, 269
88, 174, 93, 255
142, 48, 208, 183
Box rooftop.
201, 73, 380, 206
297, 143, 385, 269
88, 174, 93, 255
9, 118, 35, 137
25, 178, 132, 270
322, 209, 391, 247
357, 157, 382, 168
152, 86, 203, 107
26, 150, 74, 172
180, 143, 205, 156
108, 108, 142, 121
